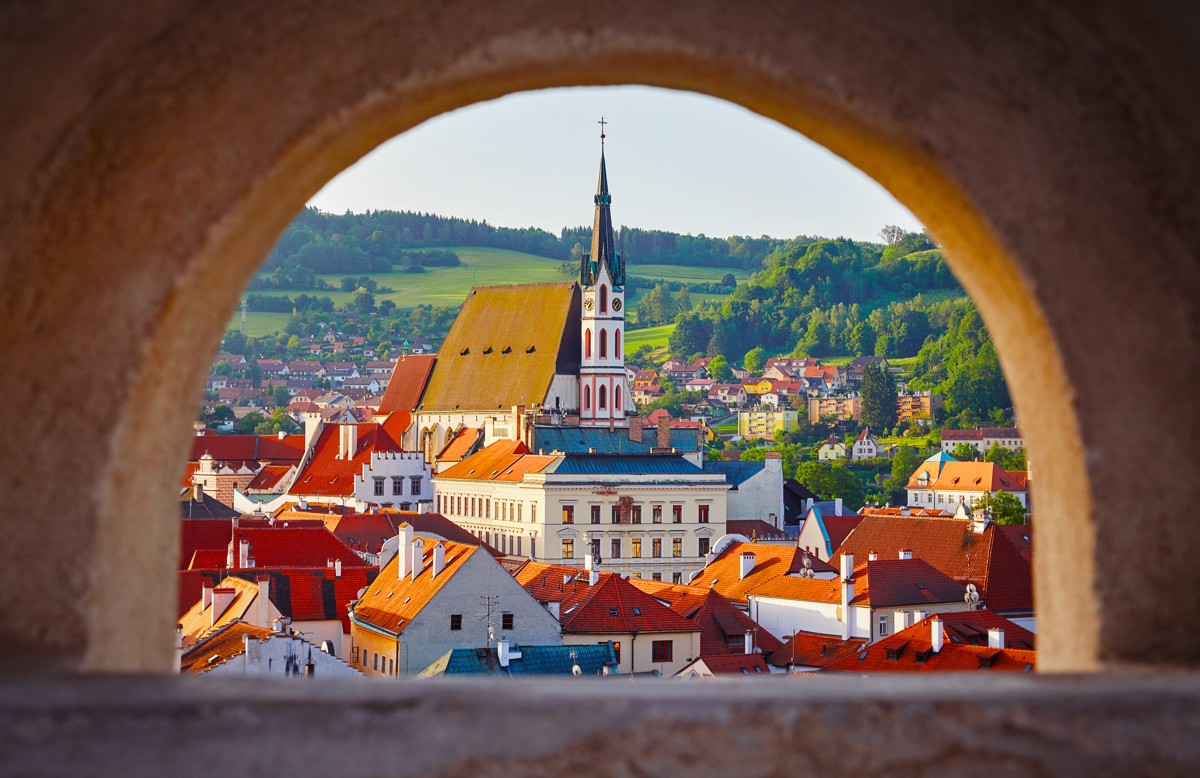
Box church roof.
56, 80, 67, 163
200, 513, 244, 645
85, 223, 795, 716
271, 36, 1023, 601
417, 282, 581, 412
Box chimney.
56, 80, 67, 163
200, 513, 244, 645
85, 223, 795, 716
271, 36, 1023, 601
277, 430, 286, 440
431, 543, 446, 578
334, 558, 342, 579
303, 413, 322, 450
913, 609, 927, 623
339, 424, 358, 460
238, 538, 251, 568
804, 497, 814, 514
656, 416, 671, 449
898, 549, 913, 560
834, 497, 843, 515
497, 637, 522, 669
201, 584, 213, 610
410, 537, 425, 580
585, 554, 599, 587
988, 627, 1005, 649
868, 552, 878, 561
255, 576, 271, 628
174, 625, 183, 674
894, 610, 911, 632
739, 551, 756, 580
192, 482, 203, 502
972, 508, 991, 534
744, 630, 754, 655
931, 617, 944, 653
840, 553, 855, 640
397, 524, 414, 578
548, 602, 561, 620
210, 588, 236, 627
628, 415, 643, 443
274, 616, 289, 634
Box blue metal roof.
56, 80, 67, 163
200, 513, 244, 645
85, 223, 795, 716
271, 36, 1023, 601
702, 460, 766, 488
426, 642, 618, 677
547, 454, 706, 476
532, 425, 701, 455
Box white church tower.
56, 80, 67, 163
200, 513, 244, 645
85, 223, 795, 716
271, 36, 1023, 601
579, 119, 628, 428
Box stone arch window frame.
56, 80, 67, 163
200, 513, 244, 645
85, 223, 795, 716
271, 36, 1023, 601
5, 4, 1193, 767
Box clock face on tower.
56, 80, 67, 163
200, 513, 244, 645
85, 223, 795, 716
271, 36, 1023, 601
584, 297, 595, 311
611, 298, 622, 311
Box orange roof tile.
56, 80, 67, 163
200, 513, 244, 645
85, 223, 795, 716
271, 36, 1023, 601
435, 439, 557, 482
436, 426, 483, 462
629, 580, 782, 658
180, 620, 274, 674
696, 541, 815, 606
352, 540, 481, 633
825, 613, 1036, 673
178, 576, 260, 646
906, 460, 1028, 492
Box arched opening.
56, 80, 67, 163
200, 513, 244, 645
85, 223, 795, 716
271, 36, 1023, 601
584, 328, 592, 359
599, 384, 607, 410
599, 328, 608, 359
614, 330, 621, 359
600, 285, 608, 314
615, 386, 622, 411
583, 384, 591, 411
8, 4, 1195, 696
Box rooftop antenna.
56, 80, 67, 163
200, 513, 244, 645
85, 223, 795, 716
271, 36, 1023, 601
240, 297, 247, 333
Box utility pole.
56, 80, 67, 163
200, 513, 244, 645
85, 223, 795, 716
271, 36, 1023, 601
480, 594, 500, 645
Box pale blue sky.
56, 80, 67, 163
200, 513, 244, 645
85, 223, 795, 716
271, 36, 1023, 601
308, 86, 922, 243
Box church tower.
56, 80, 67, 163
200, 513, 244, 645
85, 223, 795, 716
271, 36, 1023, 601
579, 120, 628, 428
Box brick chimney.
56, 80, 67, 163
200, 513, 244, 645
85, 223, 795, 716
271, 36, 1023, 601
656, 416, 671, 449
628, 415, 643, 443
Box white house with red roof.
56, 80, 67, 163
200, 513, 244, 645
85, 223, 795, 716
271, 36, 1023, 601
232, 417, 430, 515
906, 452, 1029, 510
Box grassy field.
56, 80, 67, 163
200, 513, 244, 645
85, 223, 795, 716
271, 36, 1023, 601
226, 312, 293, 337
624, 323, 675, 352
629, 264, 751, 284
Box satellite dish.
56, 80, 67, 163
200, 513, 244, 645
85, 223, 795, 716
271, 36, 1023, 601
964, 583, 981, 610
572, 665, 583, 677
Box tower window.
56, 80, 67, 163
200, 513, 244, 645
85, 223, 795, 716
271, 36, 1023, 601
614, 330, 621, 358
600, 285, 608, 314
584, 385, 591, 410
615, 386, 622, 411
599, 385, 607, 410
585, 328, 591, 358
599, 329, 608, 358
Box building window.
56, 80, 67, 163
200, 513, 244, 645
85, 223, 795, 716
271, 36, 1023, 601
698, 504, 710, 523
614, 330, 621, 359
517, 536, 522, 555
388, 658, 394, 676
698, 537, 710, 556
611, 505, 620, 523
878, 614, 890, 637
502, 613, 514, 630
672, 504, 682, 523
651, 573, 662, 582
410, 476, 422, 496
373, 479, 385, 496
585, 328, 592, 358
631, 538, 642, 558
615, 385, 622, 410
450, 614, 463, 631
373, 653, 378, 671
562, 505, 574, 524
599, 384, 607, 409
591, 505, 601, 524
600, 284, 608, 314
632, 505, 642, 524
672, 538, 682, 558
611, 641, 621, 664
599, 329, 608, 359
562, 538, 574, 559
652, 505, 662, 524
651, 640, 673, 664
392, 478, 403, 496
672, 572, 683, 584
590, 538, 601, 559
611, 539, 622, 559
652, 538, 662, 558
584, 385, 591, 410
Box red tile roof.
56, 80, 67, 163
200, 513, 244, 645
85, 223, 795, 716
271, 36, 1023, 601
245, 465, 291, 491
376, 353, 436, 432
698, 542, 819, 605
289, 423, 406, 497
725, 519, 793, 542
513, 562, 699, 636
436, 426, 483, 462
180, 620, 274, 674
906, 461, 1028, 492
825, 613, 1036, 673
188, 434, 306, 469
436, 439, 556, 482
224, 525, 371, 570
831, 515, 1033, 613
849, 559, 966, 608
999, 524, 1033, 561
683, 653, 772, 677
629, 580, 782, 659
768, 631, 868, 669
819, 514, 863, 550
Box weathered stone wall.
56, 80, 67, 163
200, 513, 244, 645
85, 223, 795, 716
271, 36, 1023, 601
0, 4, 1197, 767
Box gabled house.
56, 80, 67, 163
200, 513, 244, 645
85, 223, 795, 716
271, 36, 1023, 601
349, 528, 561, 677
906, 454, 1029, 510
513, 560, 701, 677
766, 630, 868, 673
180, 619, 362, 677
795, 501, 862, 560
747, 554, 970, 643
818, 435, 848, 461
691, 540, 838, 611
628, 578, 783, 662
851, 427, 884, 460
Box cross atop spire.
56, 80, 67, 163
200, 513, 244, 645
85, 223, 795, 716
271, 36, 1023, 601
598, 116, 607, 147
